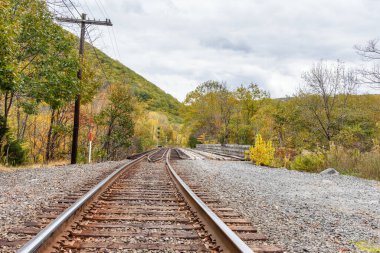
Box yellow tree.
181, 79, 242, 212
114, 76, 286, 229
245, 134, 275, 166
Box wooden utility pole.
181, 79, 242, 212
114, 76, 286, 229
57, 13, 112, 164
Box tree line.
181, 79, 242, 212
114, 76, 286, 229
2, 0, 380, 181
0, 0, 181, 165
183, 42, 380, 180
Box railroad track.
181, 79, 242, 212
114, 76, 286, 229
183, 148, 238, 161
127, 149, 156, 160
147, 148, 169, 162
14, 148, 282, 253
170, 148, 190, 160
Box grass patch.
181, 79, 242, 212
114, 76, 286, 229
0, 160, 70, 172
327, 144, 380, 181
355, 241, 380, 252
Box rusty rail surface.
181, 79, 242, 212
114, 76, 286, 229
147, 147, 168, 162
17, 153, 148, 253
166, 150, 253, 252
171, 148, 190, 160
15, 148, 282, 253
127, 148, 156, 160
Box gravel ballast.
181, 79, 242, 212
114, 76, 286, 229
0, 160, 129, 251
174, 160, 380, 253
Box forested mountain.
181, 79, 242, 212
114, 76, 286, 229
89, 46, 183, 123
0, 0, 184, 165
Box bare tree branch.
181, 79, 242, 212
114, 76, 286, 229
299, 60, 358, 142
356, 39, 380, 88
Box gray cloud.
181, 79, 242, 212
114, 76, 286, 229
200, 37, 251, 53
121, 1, 144, 14
72, 0, 380, 101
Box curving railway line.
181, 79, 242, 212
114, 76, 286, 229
147, 148, 169, 162
14, 148, 282, 253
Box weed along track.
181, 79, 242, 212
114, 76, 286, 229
16, 149, 282, 253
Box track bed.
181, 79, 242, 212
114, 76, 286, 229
8, 149, 283, 253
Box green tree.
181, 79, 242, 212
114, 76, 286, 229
95, 83, 135, 160
297, 61, 357, 144
183, 81, 270, 145
187, 135, 200, 148
0, 0, 81, 163
184, 81, 235, 144
232, 84, 270, 144
26, 25, 79, 163
0, 0, 17, 125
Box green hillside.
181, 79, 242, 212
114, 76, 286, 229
88, 45, 183, 123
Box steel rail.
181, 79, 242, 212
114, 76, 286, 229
17, 154, 148, 253
127, 148, 157, 159
147, 148, 162, 162
173, 148, 188, 160
181, 148, 209, 160
199, 148, 246, 160
211, 151, 246, 161
183, 149, 202, 160
165, 149, 254, 253
189, 148, 245, 161
147, 147, 167, 162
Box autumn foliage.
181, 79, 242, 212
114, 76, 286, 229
0, 0, 185, 165
183, 78, 380, 180
245, 134, 275, 166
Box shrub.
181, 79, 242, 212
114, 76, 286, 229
2, 140, 27, 166
290, 152, 325, 172
188, 136, 200, 148
333, 125, 374, 152
325, 142, 360, 174
358, 151, 380, 180
326, 143, 380, 180
274, 147, 297, 168
245, 134, 275, 166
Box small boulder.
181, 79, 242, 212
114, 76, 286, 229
320, 168, 340, 175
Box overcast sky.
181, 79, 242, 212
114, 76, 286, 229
66, 0, 380, 101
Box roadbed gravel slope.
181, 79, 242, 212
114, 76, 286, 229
0, 160, 129, 251
174, 160, 380, 253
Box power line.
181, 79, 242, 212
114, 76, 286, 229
86, 29, 110, 83
111, 27, 121, 58
77, 0, 114, 59
97, 0, 120, 59
94, 0, 107, 17
91, 0, 120, 59
66, 0, 81, 16
98, 0, 109, 17
57, 0, 116, 83
59, 0, 113, 82
107, 27, 118, 59
61, 0, 77, 19
82, 0, 95, 18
